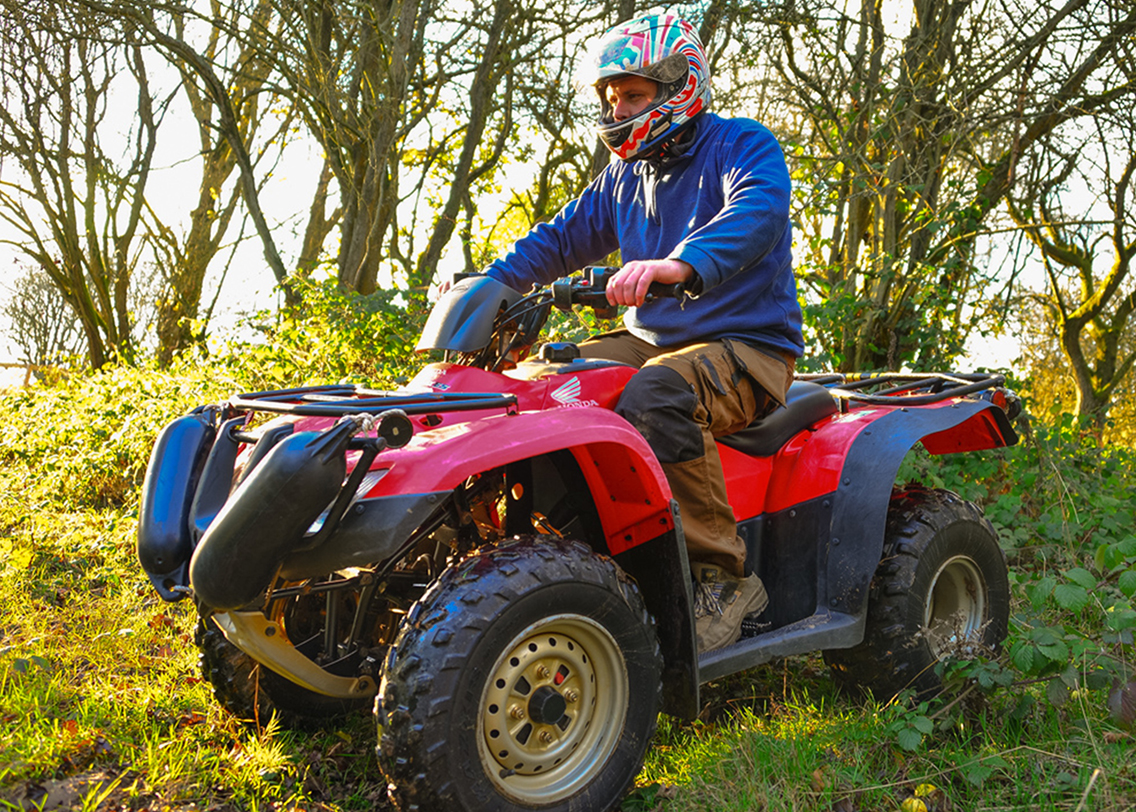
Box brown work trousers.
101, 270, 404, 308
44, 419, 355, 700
578, 330, 795, 578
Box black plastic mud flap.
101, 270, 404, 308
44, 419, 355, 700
137, 413, 216, 601
614, 499, 700, 720
188, 421, 356, 611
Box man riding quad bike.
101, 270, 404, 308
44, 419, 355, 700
486, 14, 804, 654
136, 14, 1020, 812
138, 266, 1018, 812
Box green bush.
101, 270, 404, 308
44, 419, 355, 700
0, 361, 239, 508
0, 280, 428, 510
224, 278, 426, 391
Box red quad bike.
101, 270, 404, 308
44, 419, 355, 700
138, 268, 1021, 812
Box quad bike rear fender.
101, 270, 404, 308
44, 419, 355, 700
699, 396, 1018, 683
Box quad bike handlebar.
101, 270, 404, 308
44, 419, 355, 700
421, 267, 684, 372
551, 265, 684, 319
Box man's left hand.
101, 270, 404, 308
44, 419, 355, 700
606, 259, 693, 307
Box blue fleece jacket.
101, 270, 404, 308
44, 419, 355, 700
486, 113, 804, 358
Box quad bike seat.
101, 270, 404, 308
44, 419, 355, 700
719, 381, 839, 457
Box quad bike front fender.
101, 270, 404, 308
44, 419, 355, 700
372, 407, 676, 555
373, 409, 698, 718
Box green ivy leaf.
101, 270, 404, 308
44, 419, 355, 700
1119, 569, 1136, 598
897, 727, 923, 751
1105, 607, 1136, 631
1011, 644, 1034, 673
965, 762, 995, 786
1027, 576, 1056, 611
1037, 639, 1069, 662
1059, 664, 1079, 689
912, 715, 934, 735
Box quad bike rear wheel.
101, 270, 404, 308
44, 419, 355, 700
377, 536, 662, 812
824, 487, 1010, 700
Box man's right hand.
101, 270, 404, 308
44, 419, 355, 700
605, 259, 693, 307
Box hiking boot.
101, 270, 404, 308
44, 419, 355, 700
691, 562, 769, 652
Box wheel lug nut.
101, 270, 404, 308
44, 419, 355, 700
564, 690, 578, 703
510, 706, 525, 719
539, 730, 554, 744
536, 665, 551, 679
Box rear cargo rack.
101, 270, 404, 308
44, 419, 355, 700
227, 384, 517, 418
798, 372, 1008, 406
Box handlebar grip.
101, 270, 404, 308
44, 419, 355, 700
645, 282, 685, 300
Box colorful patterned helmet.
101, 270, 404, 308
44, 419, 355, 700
591, 15, 711, 161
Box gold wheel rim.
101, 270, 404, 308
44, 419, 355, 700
924, 555, 986, 658
477, 613, 629, 803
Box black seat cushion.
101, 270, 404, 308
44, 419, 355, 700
719, 381, 838, 457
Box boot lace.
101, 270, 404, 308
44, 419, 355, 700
693, 579, 725, 618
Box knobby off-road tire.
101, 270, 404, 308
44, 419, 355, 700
824, 487, 1010, 700
376, 536, 663, 812
196, 617, 370, 728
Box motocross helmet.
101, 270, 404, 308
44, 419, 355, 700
592, 14, 711, 162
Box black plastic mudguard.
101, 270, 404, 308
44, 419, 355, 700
614, 499, 699, 721
279, 491, 449, 579
826, 399, 1014, 616
189, 423, 355, 611
137, 412, 216, 601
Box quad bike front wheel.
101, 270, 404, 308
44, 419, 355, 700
377, 536, 663, 812
195, 575, 407, 727
196, 616, 371, 728
824, 487, 1010, 700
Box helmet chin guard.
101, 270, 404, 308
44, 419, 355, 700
592, 15, 711, 162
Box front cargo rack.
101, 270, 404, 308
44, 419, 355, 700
797, 372, 1010, 407
227, 384, 517, 418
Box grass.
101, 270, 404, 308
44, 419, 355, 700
2, 489, 1132, 811
633, 662, 1135, 811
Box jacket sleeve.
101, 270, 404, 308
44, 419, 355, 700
485, 171, 621, 292
667, 125, 791, 293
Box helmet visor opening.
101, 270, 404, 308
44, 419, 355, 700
597, 76, 663, 124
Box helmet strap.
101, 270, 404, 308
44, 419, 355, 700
639, 115, 701, 168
